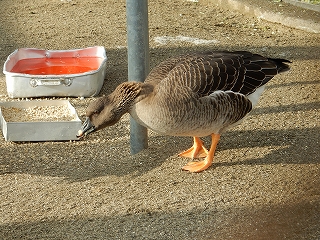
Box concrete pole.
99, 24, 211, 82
126, 0, 149, 154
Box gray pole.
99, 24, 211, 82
126, 0, 149, 154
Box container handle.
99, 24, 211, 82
30, 78, 73, 87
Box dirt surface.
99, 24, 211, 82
0, 0, 319, 239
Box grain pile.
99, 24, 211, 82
1, 105, 75, 122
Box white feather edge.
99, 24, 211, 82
209, 85, 266, 107
247, 85, 266, 107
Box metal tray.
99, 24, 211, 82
3, 46, 107, 98
0, 100, 82, 141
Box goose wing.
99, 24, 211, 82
147, 51, 290, 97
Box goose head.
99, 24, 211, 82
77, 82, 144, 138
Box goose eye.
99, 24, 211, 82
88, 110, 99, 116
92, 109, 102, 115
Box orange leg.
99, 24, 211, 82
178, 137, 208, 159
182, 134, 221, 173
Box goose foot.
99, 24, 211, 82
181, 134, 220, 173
182, 158, 213, 173
178, 137, 208, 158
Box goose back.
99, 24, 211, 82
146, 51, 290, 97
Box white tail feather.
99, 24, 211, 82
247, 86, 265, 107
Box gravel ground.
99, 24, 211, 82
0, 0, 319, 239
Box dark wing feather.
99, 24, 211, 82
147, 51, 290, 96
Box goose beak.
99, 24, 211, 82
77, 117, 95, 138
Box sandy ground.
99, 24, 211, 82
0, 0, 319, 239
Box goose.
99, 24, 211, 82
77, 50, 290, 172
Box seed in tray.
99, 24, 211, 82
1, 105, 76, 122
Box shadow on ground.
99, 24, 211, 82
1, 124, 319, 181
0, 199, 319, 240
